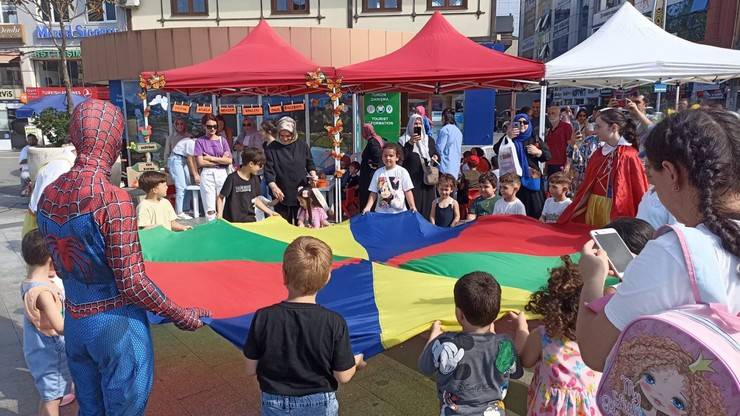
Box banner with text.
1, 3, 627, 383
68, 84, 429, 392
363, 93, 401, 143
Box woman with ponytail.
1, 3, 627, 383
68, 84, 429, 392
558, 109, 647, 226
575, 109, 740, 371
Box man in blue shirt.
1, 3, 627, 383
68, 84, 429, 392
436, 108, 463, 179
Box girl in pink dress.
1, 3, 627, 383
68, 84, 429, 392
511, 255, 601, 416
296, 186, 330, 228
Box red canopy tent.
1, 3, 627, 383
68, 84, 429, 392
141, 20, 327, 96
337, 12, 544, 94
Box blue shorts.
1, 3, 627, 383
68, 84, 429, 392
261, 392, 338, 416
22, 321, 73, 402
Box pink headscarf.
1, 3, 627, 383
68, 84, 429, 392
362, 123, 384, 146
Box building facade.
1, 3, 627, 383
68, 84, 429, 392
518, 0, 740, 108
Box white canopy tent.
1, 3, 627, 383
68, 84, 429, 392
538, 2, 740, 137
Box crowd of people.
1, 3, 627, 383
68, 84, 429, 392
16, 96, 740, 416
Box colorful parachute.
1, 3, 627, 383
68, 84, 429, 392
140, 212, 591, 357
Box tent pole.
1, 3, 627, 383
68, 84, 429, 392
539, 82, 547, 140
675, 84, 681, 109
166, 93, 173, 136
656, 91, 662, 113
304, 93, 310, 146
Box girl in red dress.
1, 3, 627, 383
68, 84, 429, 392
558, 109, 647, 226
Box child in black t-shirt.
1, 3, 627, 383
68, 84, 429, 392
217, 147, 278, 223
244, 236, 365, 416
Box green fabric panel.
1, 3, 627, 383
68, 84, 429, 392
139, 220, 289, 262
401, 252, 581, 292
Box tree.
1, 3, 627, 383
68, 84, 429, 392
35, 108, 71, 146
10, 0, 113, 114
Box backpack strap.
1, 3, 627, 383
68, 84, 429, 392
655, 224, 727, 305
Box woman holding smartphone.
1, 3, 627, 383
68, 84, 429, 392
576, 109, 740, 372
400, 114, 438, 220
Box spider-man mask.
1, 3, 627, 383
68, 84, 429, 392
68, 99, 125, 179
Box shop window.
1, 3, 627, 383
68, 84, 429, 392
171, 0, 208, 16
427, 0, 466, 10
88, 2, 117, 22
39, 0, 69, 22
363, 0, 401, 13
0, 64, 21, 85
35, 60, 84, 87
272, 0, 309, 14
1, 1, 18, 24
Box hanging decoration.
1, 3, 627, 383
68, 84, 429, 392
171, 102, 191, 114
219, 104, 237, 115
284, 102, 306, 112
138, 72, 167, 165
243, 106, 264, 116
306, 68, 345, 223
268, 104, 283, 114
196, 103, 213, 114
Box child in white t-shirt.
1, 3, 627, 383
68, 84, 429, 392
493, 173, 526, 216
362, 143, 416, 214
540, 172, 572, 223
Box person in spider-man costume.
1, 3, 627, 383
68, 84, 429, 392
36, 99, 211, 416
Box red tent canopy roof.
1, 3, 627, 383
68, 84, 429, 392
141, 20, 326, 96
337, 12, 544, 93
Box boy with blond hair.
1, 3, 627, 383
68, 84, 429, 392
244, 236, 364, 416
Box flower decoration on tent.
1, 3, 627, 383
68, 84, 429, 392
147, 73, 167, 90
325, 120, 344, 136
333, 103, 346, 117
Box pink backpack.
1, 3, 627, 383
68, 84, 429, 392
596, 224, 740, 416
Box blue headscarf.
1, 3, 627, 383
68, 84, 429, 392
512, 113, 540, 191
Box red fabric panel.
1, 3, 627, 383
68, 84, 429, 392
387, 215, 592, 266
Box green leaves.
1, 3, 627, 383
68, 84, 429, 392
35, 108, 71, 147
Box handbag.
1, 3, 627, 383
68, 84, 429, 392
497, 136, 523, 177
417, 141, 439, 186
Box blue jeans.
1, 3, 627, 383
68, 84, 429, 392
167, 155, 192, 214
261, 392, 338, 416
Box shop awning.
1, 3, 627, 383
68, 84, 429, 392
0, 53, 19, 64
337, 12, 545, 94
141, 20, 329, 96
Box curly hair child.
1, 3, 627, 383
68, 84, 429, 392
510, 255, 602, 415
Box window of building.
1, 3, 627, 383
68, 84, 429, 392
272, 0, 309, 14
39, 0, 69, 22
171, 0, 208, 16
0, 64, 21, 86
35, 60, 84, 87
88, 2, 117, 22
427, 0, 465, 10
363, 0, 400, 12
1, 1, 18, 24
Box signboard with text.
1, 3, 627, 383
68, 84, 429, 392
25, 86, 109, 100
32, 49, 81, 59
0, 24, 24, 41
363, 93, 401, 143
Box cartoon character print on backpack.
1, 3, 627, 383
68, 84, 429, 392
600, 334, 725, 416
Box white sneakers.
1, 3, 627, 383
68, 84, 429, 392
177, 212, 193, 220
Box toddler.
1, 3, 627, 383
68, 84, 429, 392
362, 143, 416, 214
419, 272, 522, 415
345, 161, 360, 190
540, 172, 573, 223
217, 147, 278, 222
430, 174, 460, 227
466, 172, 500, 221
297, 186, 331, 228
493, 173, 526, 216
244, 236, 365, 416
137, 171, 191, 231
21, 230, 74, 416
511, 256, 601, 416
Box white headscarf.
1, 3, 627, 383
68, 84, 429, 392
29, 146, 76, 213
276, 116, 298, 144
399, 114, 431, 160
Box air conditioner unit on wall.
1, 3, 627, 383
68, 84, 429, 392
116, 0, 140, 8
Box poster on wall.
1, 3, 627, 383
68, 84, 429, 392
363, 93, 401, 143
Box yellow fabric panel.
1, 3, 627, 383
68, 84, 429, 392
231, 216, 368, 260
373, 262, 535, 350
585, 194, 612, 227
22, 211, 38, 238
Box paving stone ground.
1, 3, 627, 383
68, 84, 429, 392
0, 151, 528, 415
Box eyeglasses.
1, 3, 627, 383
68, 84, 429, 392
205, 124, 218, 130
517, 120, 528, 124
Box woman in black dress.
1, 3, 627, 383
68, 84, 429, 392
493, 113, 551, 218
359, 123, 384, 210
400, 114, 439, 220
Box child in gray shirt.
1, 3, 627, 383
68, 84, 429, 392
418, 272, 522, 416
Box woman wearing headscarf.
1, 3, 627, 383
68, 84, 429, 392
264, 116, 317, 224
494, 113, 550, 218
359, 123, 384, 210
415, 105, 434, 138
400, 114, 439, 219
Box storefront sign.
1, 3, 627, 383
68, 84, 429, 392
0, 24, 24, 41
363, 92, 400, 143
34, 24, 119, 40
25, 86, 109, 100
0, 88, 21, 100
32, 49, 81, 59
242, 106, 263, 116
196, 104, 212, 114
283, 102, 305, 112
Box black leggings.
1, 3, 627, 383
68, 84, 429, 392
275, 203, 300, 225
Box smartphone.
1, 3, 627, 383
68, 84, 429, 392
617, 99, 627, 107
512, 121, 521, 130
589, 228, 634, 278
413, 126, 422, 136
